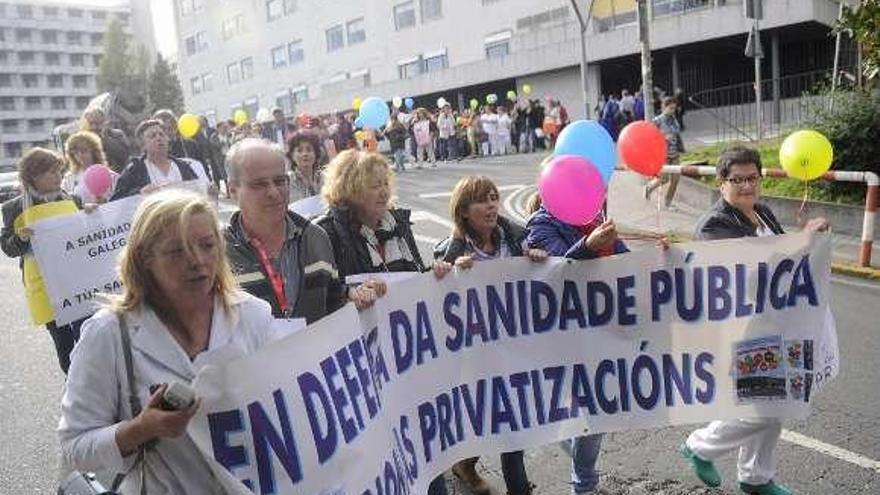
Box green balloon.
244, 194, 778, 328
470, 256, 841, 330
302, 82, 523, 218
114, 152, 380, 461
469, 98, 479, 109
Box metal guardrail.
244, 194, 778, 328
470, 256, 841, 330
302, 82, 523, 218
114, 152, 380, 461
662, 164, 878, 267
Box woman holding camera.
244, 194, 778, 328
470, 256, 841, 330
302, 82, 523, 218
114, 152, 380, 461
59, 189, 277, 494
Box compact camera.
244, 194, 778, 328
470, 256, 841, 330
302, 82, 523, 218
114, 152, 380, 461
57, 471, 116, 495
149, 381, 196, 411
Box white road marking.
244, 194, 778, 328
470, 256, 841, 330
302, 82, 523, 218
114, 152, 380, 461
418, 184, 526, 199
830, 275, 880, 292
781, 429, 880, 473
414, 234, 443, 245
411, 210, 454, 229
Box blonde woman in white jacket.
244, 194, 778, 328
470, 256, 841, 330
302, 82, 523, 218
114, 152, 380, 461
58, 189, 282, 494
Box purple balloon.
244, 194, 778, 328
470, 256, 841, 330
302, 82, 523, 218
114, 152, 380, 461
83, 164, 112, 197
538, 155, 606, 226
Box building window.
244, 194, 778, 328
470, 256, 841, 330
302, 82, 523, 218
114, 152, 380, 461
68, 8, 83, 18
70, 54, 85, 66
271, 45, 287, 68
93, 54, 102, 66
288, 40, 304, 65
25, 96, 42, 110
0, 51, 7, 64
222, 13, 245, 40
117, 12, 130, 25
73, 75, 88, 88
325, 25, 344, 52
284, 0, 297, 14
393, 1, 416, 31
4, 143, 23, 159
184, 31, 208, 56
266, 0, 283, 21
91, 33, 103, 46
191, 76, 203, 95
16, 4, 33, 19
51, 96, 67, 110
42, 30, 59, 44
48, 74, 64, 88
0, 97, 15, 110
22, 74, 39, 88
44, 52, 61, 66
346, 18, 366, 45
91, 10, 106, 20
202, 73, 214, 92
276, 91, 294, 115
0, 74, 11, 87
398, 57, 422, 79
3, 119, 20, 133
293, 86, 308, 103
75, 97, 90, 109
485, 31, 512, 59
43, 6, 59, 18
243, 98, 259, 119
28, 119, 45, 132
180, 0, 204, 16
226, 62, 241, 84
421, 0, 442, 22
15, 28, 33, 43
66, 31, 83, 45
424, 52, 447, 73
18, 51, 35, 64
241, 57, 254, 80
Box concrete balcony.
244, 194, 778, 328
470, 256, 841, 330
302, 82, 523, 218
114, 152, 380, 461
0, 108, 80, 121
0, 130, 55, 143
0, 86, 97, 98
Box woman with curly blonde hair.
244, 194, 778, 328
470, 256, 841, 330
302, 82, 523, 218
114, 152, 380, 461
63, 130, 118, 202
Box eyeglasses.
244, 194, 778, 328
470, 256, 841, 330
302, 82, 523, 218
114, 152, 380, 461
245, 175, 290, 191
724, 175, 761, 186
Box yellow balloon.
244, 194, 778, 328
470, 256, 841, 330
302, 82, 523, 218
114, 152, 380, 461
522, 84, 532, 95
233, 109, 248, 126
354, 130, 365, 141
177, 113, 200, 138
779, 130, 834, 181
352, 97, 362, 110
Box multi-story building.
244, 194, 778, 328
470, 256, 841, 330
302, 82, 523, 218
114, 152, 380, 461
0, 0, 155, 169
175, 0, 847, 127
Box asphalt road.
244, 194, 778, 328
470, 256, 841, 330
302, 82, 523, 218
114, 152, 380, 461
1, 154, 878, 494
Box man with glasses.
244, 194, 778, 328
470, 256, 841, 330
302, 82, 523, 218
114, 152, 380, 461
110, 119, 209, 200
224, 138, 382, 323
679, 146, 829, 495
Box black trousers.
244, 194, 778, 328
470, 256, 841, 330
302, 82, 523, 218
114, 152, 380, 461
46, 317, 87, 374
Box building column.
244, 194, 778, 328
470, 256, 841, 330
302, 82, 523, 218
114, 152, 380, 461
771, 30, 781, 124
585, 63, 602, 121
671, 49, 681, 93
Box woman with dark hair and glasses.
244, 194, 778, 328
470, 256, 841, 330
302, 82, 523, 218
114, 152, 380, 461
680, 145, 829, 495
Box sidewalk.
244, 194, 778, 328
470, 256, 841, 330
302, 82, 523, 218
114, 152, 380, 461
606, 170, 880, 273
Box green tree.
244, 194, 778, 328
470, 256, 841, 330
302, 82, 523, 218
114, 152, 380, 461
838, 0, 880, 86
96, 17, 130, 93
147, 54, 185, 115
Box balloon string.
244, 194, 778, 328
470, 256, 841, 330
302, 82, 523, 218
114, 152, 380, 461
656, 174, 663, 233
796, 179, 809, 227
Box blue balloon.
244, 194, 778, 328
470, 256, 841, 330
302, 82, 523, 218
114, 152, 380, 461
554, 120, 617, 184
404, 97, 414, 110
358, 96, 390, 129
354, 116, 364, 128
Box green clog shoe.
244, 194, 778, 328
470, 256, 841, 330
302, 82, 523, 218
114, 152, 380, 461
740, 481, 792, 495
679, 443, 721, 488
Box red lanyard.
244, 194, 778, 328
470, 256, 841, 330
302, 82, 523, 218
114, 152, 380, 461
250, 237, 289, 315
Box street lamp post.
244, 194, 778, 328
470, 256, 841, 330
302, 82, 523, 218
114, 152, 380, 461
637, 0, 654, 120
569, 0, 595, 120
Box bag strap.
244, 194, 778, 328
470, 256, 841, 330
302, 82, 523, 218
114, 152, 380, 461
118, 313, 143, 417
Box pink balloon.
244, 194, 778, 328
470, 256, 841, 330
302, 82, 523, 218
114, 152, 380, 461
83, 164, 112, 197
538, 155, 606, 226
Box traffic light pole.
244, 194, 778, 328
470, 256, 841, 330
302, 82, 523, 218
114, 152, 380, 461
637, 0, 653, 120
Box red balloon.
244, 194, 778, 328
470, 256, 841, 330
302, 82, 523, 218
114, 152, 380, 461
618, 121, 667, 177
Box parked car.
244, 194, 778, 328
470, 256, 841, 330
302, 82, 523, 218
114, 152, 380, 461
0, 167, 20, 203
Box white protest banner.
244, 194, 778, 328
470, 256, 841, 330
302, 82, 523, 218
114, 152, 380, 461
291, 194, 326, 219
188, 233, 838, 495
29, 195, 141, 325
29, 181, 214, 326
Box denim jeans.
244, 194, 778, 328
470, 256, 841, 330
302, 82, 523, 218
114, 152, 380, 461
571, 433, 603, 493
393, 148, 407, 171
437, 137, 449, 160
